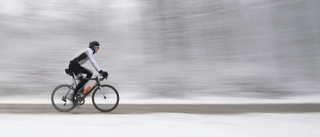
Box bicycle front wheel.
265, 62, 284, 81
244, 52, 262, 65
51, 84, 76, 112
92, 84, 119, 112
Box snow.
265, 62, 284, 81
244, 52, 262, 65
1, 93, 320, 104
0, 93, 319, 137
1, 92, 319, 137
0, 112, 319, 137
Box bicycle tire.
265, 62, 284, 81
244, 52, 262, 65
51, 84, 76, 112
92, 84, 119, 112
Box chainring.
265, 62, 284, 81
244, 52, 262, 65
77, 97, 85, 105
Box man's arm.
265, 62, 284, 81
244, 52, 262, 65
87, 48, 102, 72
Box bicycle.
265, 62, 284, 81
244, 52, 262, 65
51, 69, 119, 112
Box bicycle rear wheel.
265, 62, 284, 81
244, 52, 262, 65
92, 84, 119, 112
51, 84, 76, 112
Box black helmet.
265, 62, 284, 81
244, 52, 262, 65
89, 41, 100, 53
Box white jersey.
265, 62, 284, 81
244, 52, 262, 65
70, 48, 102, 72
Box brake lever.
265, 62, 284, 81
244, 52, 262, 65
99, 75, 106, 81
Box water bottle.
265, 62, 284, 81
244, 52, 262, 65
83, 86, 91, 94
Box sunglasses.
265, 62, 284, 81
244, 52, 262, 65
95, 46, 100, 49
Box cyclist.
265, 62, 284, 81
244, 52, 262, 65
68, 41, 108, 103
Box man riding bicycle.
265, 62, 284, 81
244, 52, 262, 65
68, 41, 108, 103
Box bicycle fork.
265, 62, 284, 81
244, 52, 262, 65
99, 86, 107, 99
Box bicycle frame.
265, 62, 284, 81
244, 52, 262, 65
82, 76, 105, 98
68, 73, 106, 99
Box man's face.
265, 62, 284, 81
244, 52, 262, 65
95, 46, 99, 53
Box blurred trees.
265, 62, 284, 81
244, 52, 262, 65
0, 0, 319, 98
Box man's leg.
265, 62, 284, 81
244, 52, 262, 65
72, 67, 93, 100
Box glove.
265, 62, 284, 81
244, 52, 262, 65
99, 70, 109, 78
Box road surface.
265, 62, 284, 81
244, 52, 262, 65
0, 103, 319, 114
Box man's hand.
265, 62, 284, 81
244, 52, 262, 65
99, 70, 109, 78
